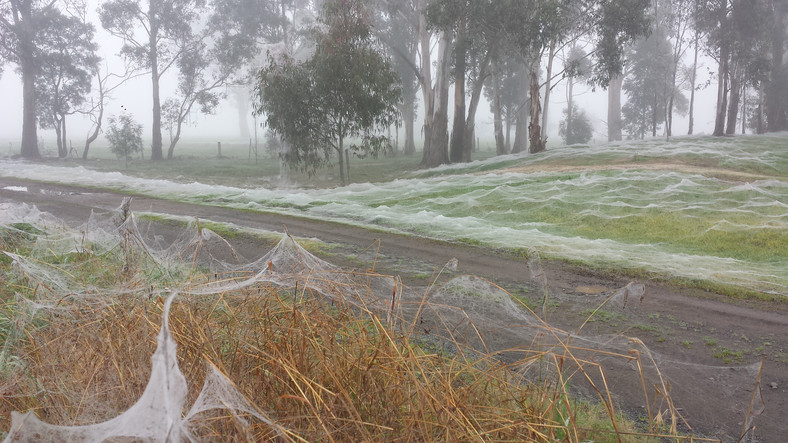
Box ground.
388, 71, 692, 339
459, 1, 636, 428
1, 176, 786, 442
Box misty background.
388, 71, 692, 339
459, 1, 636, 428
0, 0, 725, 158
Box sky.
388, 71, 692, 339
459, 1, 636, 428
0, 4, 723, 153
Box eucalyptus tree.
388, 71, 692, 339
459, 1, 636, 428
765, 0, 788, 132
1, 0, 90, 158
622, 33, 686, 138
657, 0, 694, 137
559, 103, 593, 144
99, 0, 206, 160
700, 0, 731, 136
590, 0, 651, 142
686, 0, 703, 135
562, 44, 591, 145
484, 53, 520, 154
620, 1, 691, 139
161, 39, 224, 159
375, 0, 420, 155
500, 0, 564, 154
725, 0, 772, 135
694, 0, 775, 135
255, 0, 401, 186
418, 2, 452, 167
99, 0, 277, 160
426, 0, 494, 163
34, 11, 98, 158
495, 0, 649, 151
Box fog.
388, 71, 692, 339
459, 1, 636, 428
0, 68, 721, 153
0, 0, 724, 155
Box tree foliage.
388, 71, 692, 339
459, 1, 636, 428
255, 0, 401, 186
99, 0, 269, 160
622, 33, 688, 139
591, 0, 652, 86
559, 103, 593, 145
35, 11, 98, 158
0, 0, 99, 158
106, 114, 143, 167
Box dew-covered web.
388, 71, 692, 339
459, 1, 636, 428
0, 200, 399, 441
419, 266, 764, 439
2, 134, 786, 296
0, 201, 765, 441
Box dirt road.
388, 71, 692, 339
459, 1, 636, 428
1, 176, 786, 442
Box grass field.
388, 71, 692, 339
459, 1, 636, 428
2, 133, 785, 298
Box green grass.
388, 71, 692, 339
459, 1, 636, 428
47, 137, 435, 188
712, 347, 750, 364
5, 134, 788, 300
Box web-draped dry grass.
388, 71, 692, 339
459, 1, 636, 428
0, 220, 719, 442
1, 290, 645, 441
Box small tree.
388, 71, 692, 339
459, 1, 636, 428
559, 103, 593, 145
255, 0, 401, 186
106, 115, 143, 168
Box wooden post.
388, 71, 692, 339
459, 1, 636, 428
217, 141, 222, 158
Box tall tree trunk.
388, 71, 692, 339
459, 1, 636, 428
505, 117, 511, 152
54, 115, 64, 158
726, 71, 740, 135
766, 0, 787, 132
21, 56, 40, 158
540, 39, 556, 145
757, 86, 765, 134
423, 31, 451, 167
462, 56, 489, 162
667, 79, 675, 138
337, 140, 346, 186
651, 91, 658, 137
688, 30, 699, 135
607, 75, 623, 141
512, 61, 529, 153
713, 0, 729, 137
566, 76, 574, 143
403, 95, 416, 155
236, 90, 251, 139
491, 59, 506, 155
60, 115, 68, 157
167, 116, 185, 159
17, 0, 39, 159
741, 85, 747, 134
149, 2, 164, 161
528, 70, 544, 153
84, 106, 104, 159
417, 0, 434, 164
449, 24, 467, 164
713, 45, 729, 136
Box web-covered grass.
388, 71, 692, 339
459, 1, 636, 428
2, 202, 753, 441
1, 134, 786, 297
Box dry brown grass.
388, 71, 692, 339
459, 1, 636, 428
0, 224, 718, 442
0, 290, 625, 441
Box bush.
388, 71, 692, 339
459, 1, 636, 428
106, 114, 143, 167
559, 104, 593, 145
